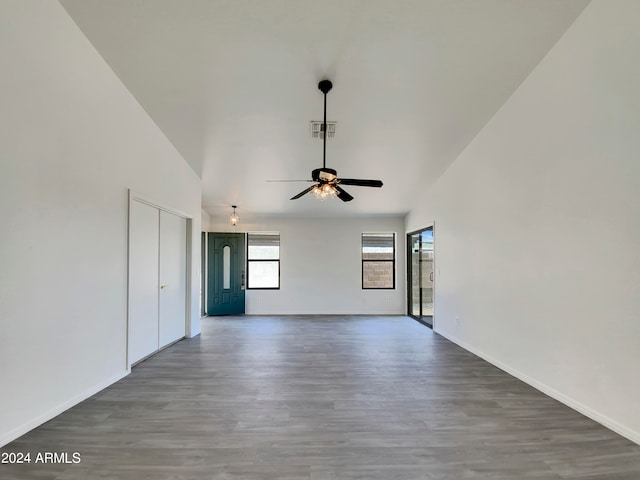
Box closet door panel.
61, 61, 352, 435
158, 210, 187, 348
129, 201, 160, 364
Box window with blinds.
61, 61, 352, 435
247, 232, 280, 289
361, 233, 395, 289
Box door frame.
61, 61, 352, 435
201, 231, 207, 317
407, 223, 435, 329
127, 190, 193, 370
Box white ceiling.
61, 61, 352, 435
60, 0, 589, 219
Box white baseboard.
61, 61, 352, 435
435, 328, 640, 446
0, 370, 129, 448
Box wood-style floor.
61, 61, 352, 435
3, 315, 640, 479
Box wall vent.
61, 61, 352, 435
310, 121, 336, 139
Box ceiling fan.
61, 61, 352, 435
271, 80, 383, 202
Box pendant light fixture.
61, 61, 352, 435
229, 205, 239, 226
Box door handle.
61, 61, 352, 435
160, 284, 167, 289
240, 270, 245, 290
429, 272, 433, 282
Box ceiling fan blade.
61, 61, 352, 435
338, 178, 383, 188
290, 185, 315, 200
335, 185, 354, 202
266, 179, 313, 183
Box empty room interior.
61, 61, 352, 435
1, 0, 639, 478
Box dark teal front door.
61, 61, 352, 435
207, 233, 245, 315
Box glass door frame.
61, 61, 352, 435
407, 225, 434, 328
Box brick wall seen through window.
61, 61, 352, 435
362, 233, 395, 289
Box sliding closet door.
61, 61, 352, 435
129, 197, 189, 367
158, 211, 187, 348
129, 201, 160, 364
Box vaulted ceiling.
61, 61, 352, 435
60, 0, 589, 218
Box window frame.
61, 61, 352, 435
246, 232, 281, 290
361, 232, 396, 290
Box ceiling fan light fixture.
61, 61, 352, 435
313, 183, 338, 200
229, 205, 239, 226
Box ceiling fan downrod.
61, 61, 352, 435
318, 80, 332, 169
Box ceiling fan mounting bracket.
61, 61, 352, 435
318, 80, 333, 94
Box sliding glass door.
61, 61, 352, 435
407, 227, 434, 327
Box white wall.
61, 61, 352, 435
407, 0, 640, 443
0, 0, 201, 446
201, 209, 211, 232
208, 215, 405, 315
